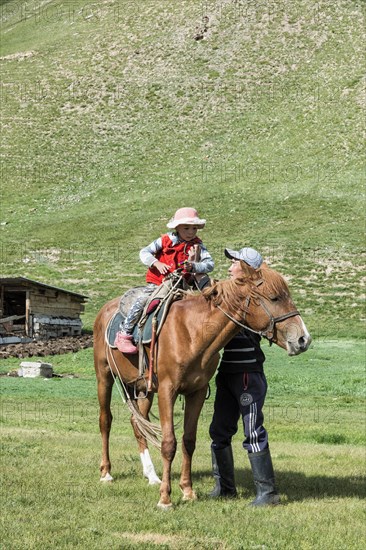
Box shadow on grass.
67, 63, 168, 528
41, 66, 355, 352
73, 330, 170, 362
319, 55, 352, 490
192, 469, 366, 502
277, 471, 365, 501
110, 468, 365, 502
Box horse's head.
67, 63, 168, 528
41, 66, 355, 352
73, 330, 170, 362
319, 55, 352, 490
204, 263, 311, 355
237, 262, 312, 355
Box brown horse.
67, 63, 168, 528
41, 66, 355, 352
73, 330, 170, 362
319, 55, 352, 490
93, 262, 311, 508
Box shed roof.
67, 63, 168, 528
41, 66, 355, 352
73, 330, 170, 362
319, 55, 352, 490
0, 277, 88, 300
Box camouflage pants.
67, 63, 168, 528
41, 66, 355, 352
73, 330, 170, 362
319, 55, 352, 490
122, 283, 157, 334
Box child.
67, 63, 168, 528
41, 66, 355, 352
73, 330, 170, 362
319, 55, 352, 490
115, 207, 214, 353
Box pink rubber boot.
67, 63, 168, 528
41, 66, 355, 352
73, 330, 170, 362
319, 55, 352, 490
114, 332, 138, 354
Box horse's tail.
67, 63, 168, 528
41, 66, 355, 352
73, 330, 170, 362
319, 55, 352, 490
127, 400, 162, 450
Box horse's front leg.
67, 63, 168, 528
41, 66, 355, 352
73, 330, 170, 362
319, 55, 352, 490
157, 384, 178, 509
180, 386, 208, 501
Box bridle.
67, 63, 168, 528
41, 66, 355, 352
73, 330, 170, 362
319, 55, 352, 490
215, 285, 300, 345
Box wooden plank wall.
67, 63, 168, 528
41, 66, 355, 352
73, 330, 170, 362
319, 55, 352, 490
29, 289, 84, 319
1, 283, 86, 340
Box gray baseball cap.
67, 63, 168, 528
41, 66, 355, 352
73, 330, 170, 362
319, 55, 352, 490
224, 247, 263, 269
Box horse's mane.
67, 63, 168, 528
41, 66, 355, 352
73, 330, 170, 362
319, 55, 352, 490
257, 265, 290, 297
202, 265, 290, 316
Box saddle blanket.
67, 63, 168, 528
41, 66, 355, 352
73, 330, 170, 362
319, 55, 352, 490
106, 300, 167, 348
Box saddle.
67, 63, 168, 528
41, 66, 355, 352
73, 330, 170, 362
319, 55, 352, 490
106, 275, 185, 349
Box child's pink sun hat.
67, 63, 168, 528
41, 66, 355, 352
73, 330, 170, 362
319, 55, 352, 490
167, 207, 206, 229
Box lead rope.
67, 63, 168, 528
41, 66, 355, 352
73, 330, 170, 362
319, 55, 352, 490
215, 303, 265, 337
216, 301, 300, 342
106, 344, 129, 404
105, 345, 162, 448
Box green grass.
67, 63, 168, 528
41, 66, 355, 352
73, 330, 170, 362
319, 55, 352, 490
0, 0, 365, 337
1, 340, 365, 549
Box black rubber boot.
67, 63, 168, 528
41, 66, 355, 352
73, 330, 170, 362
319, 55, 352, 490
248, 448, 280, 506
209, 446, 237, 498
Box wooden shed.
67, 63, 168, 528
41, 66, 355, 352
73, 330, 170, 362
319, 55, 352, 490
0, 277, 88, 344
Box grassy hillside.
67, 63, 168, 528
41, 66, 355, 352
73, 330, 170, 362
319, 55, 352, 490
0, 0, 365, 337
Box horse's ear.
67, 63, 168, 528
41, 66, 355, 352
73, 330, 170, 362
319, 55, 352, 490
252, 263, 269, 285
240, 262, 253, 277
240, 261, 260, 279
240, 261, 264, 282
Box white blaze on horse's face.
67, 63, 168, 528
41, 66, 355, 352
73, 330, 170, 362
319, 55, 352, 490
244, 264, 312, 356
279, 316, 312, 356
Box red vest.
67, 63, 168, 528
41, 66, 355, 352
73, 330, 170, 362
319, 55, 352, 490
146, 234, 202, 284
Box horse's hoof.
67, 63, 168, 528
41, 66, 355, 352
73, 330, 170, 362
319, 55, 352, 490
157, 501, 173, 510
148, 478, 162, 486
182, 490, 197, 502
144, 469, 161, 485
100, 473, 113, 482
146, 473, 161, 485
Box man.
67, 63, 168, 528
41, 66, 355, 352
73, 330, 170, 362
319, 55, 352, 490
209, 246, 280, 506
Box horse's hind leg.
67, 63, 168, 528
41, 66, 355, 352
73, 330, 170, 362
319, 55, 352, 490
130, 393, 161, 485
96, 361, 114, 482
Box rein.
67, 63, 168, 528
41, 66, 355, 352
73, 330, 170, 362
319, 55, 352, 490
258, 297, 300, 342
215, 294, 300, 344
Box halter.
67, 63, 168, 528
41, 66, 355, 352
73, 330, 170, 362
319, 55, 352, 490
215, 287, 300, 345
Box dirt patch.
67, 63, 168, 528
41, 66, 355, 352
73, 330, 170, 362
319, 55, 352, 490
0, 334, 93, 359
0, 51, 35, 61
